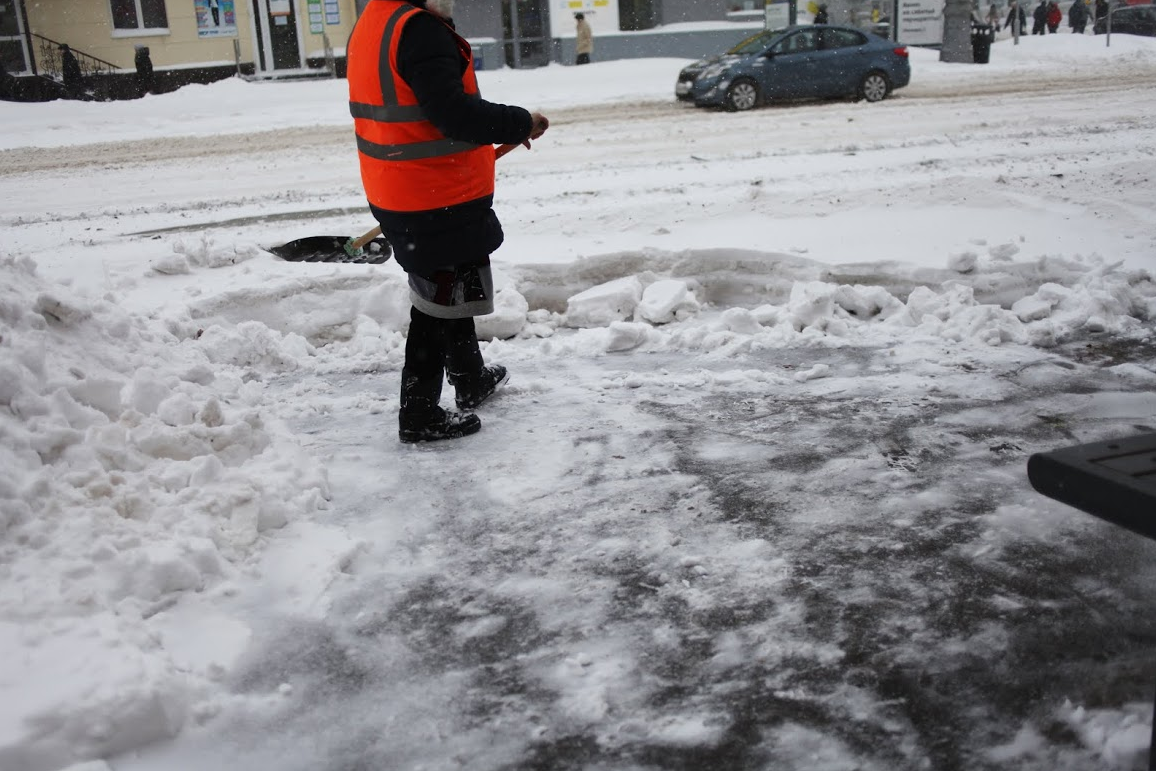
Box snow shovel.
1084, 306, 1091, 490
267, 142, 521, 265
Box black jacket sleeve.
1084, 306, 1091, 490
396, 13, 533, 146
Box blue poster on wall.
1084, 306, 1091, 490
196, 0, 238, 37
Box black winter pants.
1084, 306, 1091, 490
403, 306, 484, 408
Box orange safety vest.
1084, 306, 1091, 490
347, 0, 495, 213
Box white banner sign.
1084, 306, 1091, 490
765, 0, 791, 29
897, 0, 944, 44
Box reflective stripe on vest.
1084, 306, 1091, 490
347, 0, 495, 212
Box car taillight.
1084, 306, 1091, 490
893, 46, 909, 57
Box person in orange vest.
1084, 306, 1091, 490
348, 0, 549, 443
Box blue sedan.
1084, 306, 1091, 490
675, 25, 911, 111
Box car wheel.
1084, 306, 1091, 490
858, 71, 891, 103
725, 79, 759, 112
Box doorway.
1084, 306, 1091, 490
0, 0, 30, 75
501, 0, 550, 68
252, 0, 303, 72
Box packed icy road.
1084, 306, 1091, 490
1, 38, 1155, 771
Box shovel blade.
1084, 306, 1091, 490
266, 236, 393, 265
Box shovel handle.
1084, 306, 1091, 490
347, 142, 522, 251
494, 141, 520, 159
349, 225, 384, 251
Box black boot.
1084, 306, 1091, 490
451, 364, 509, 410
398, 369, 480, 443
443, 317, 508, 410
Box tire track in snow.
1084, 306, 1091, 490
4, 69, 1153, 177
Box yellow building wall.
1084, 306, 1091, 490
155, 2, 256, 68
25, 2, 126, 69
298, 0, 358, 58
24, 0, 358, 74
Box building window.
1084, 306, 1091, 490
111, 0, 168, 31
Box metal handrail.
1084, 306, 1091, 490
29, 32, 120, 100
31, 32, 120, 80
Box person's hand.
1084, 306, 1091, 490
522, 112, 549, 148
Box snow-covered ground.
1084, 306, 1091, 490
2, 33, 1155, 771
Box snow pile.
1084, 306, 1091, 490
151, 250, 1152, 370
150, 236, 261, 275
1059, 700, 1152, 770
534, 251, 1154, 353
0, 257, 329, 771
565, 275, 646, 328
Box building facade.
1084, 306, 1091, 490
2, 0, 359, 99
2, 0, 742, 101
450, 0, 739, 67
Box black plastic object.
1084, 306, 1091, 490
1028, 432, 1156, 539
1029, 431, 1156, 771
266, 236, 393, 265
971, 23, 994, 64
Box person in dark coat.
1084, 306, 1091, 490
814, 3, 830, 23
1046, 0, 1062, 31
1032, 0, 1048, 33
1094, 0, 1109, 23
134, 46, 154, 96
1005, 1, 1027, 34
986, 3, 1002, 29
347, 0, 549, 442
1068, 0, 1088, 32
0, 59, 18, 102
60, 44, 83, 96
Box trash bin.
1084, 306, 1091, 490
471, 45, 484, 71
971, 23, 994, 64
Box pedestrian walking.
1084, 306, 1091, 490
1068, 0, 1088, 32
986, 2, 1002, 29
814, 3, 830, 22
574, 12, 593, 65
0, 60, 16, 101
134, 45, 154, 96
1006, 0, 1027, 34
346, 0, 549, 443
1032, 0, 1048, 33
1046, 0, 1062, 31
60, 44, 83, 96
1094, 0, 1109, 24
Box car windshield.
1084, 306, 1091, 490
728, 30, 779, 55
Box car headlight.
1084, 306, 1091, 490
700, 63, 728, 80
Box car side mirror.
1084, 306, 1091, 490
764, 50, 776, 58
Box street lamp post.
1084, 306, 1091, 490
939, 0, 974, 61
